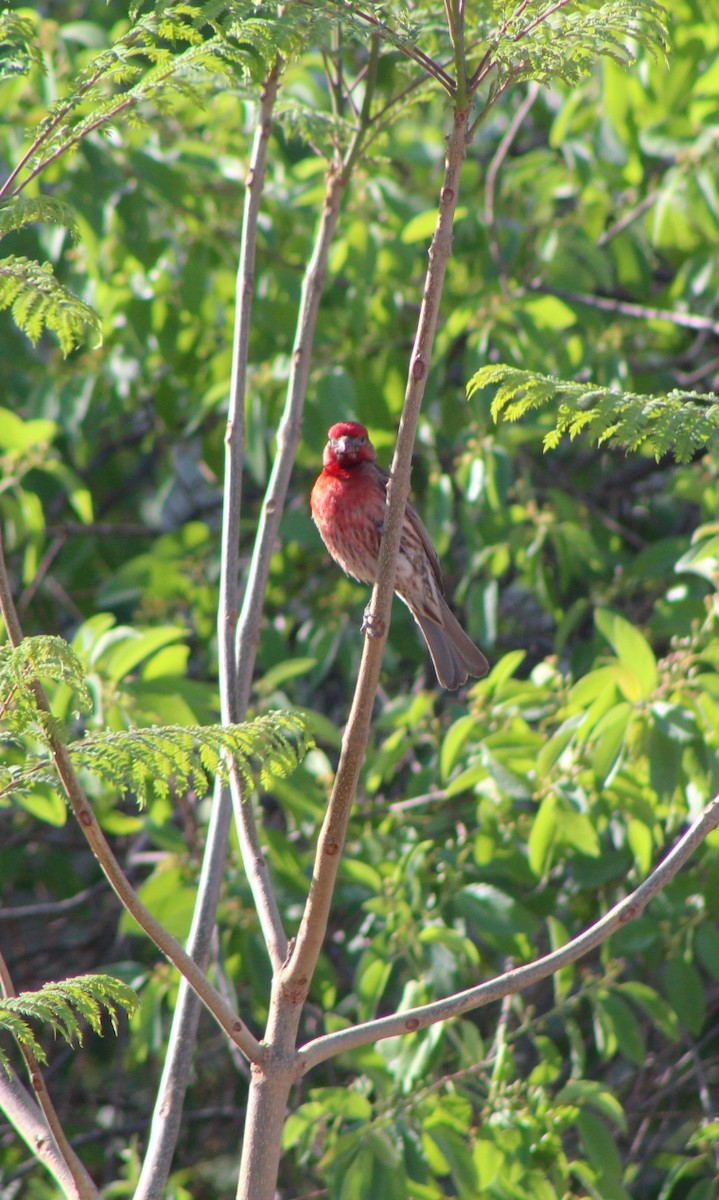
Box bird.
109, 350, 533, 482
310, 420, 489, 689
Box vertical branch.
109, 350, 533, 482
228, 43, 381, 969
0, 952, 98, 1200
233, 48, 382, 1200
0, 1068, 87, 1198
279, 104, 471, 1001
484, 82, 539, 286
133, 65, 282, 1200
225, 156, 348, 973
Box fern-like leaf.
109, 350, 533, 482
485, 0, 668, 94
0, 636, 92, 734
0, 975, 138, 1076
0, 197, 79, 241
0, 11, 43, 82
0, 256, 101, 354
468, 365, 719, 463
65, 711, 313, 804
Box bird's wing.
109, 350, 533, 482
403, 500, 445, 596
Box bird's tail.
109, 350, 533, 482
412, 600, 489, 690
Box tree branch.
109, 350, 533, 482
528, 282, 719, 334
484, 82, 539, 286
228, 49, 381, 975
297, 794, 719, 1072
279, 105, 473, 1005
0, 1067, 87, 1198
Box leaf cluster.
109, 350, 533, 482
0, 635, 312, 805
0, 256, 101, 356
485, 0, 668, 94
469, 364, 719, 462
66, 711, 313, 804
0, 636, 91, 734
0, 975, 138, 1075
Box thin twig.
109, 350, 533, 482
220, 62, 288, 971
321, 0, 456, 93
297, 795, 719, 1071
0, 880, 107, 920
229, 41, 381, 969
484, 82, 539, 286
132, 65, 283, 1200
528, 283, 719, 335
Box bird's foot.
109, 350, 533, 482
361, 605, 386, 638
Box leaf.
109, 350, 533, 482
440, 715, 479, 780
663, 958, 706, 1035
401, 207, 467, 243
468, 364, 719, 463
0, 256, 101, 354
577, 1112, 631, 1200
0, 974, 137, 1074
595, 609, 657, 698
529, 793, 558, 877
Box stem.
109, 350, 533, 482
527, 284, 719, 335
324, 0, 456, 93
279, 105, 472, 1005
235, 978, 304, 1200
117, 68, 283, 1200
0, 527, 263, 1066
0, 953, 98, 1200
484, 82, 539, 285
233, 54, 381, 1200
0, 1068, 85, 1198
446, 0, 468, 107
228, 40, 380, 971
132, 783, 233, 1200
221, 62, 287, 973
297, 794, 719, 1071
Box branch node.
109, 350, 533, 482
361, 605, 386, 638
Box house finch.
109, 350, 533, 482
310, 420, 489, 689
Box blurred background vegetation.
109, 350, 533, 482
2, 1, 719, 1197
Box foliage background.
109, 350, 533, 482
2, 1, 719, 1197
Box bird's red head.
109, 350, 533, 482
323, 421, 377, 470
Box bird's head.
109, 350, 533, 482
323, 421, 377, 469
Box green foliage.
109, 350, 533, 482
0, 974, 137, 1075
0, 636, 92, 733
65, 711, 313, 804
0, 10, 43, 81
0, 255, 101, 355
469, 363, 719, 462
485, 0, 669, 93
2, 0, 719, 1196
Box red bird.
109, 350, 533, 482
310, 420, 489, 689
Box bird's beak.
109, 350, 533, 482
332, 436, 352, 456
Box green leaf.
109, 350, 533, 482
577, 1112, 631, 1200
440, 715, 479, 780
529, 793, 558, 877
401, 207, 467, 244
0, 256, 101, 354
663, 959, 706, 1035
595, 609, 657, 698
